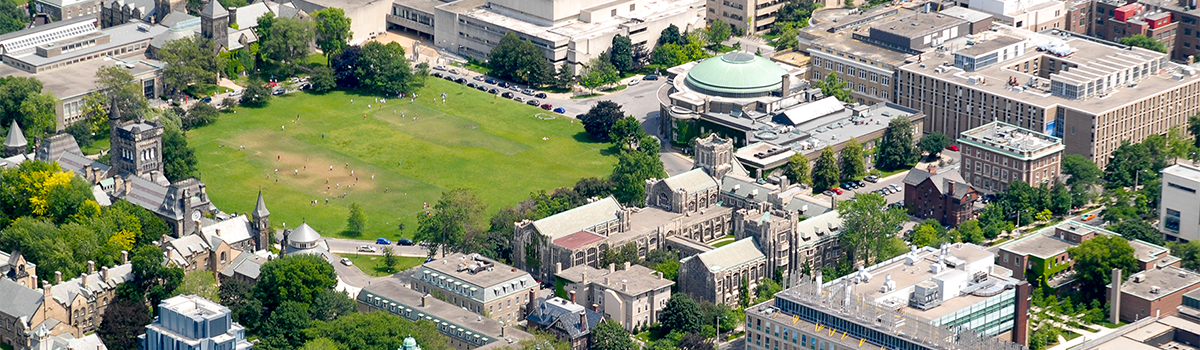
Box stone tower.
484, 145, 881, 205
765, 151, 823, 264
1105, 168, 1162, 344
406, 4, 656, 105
153, 0, 171, 23
200, 0, 228, 52
109, 106, 165, 179
251, 190, 271, 251
4, 120, 27, 157
693, 134, 734, 179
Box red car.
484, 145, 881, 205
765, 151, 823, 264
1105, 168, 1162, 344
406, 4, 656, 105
946, 144, 960, 151
832, 188, 844, 195
540, 104, 552, 110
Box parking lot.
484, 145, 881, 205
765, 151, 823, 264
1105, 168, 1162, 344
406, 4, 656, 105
819, 170, 910, 205
431, 65, 572, 113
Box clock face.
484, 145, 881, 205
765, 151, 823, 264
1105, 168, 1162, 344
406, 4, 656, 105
192, 210, 202, 221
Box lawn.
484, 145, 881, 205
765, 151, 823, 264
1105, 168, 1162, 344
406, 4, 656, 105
339, 254, 425, 277
188, 78, 617, 240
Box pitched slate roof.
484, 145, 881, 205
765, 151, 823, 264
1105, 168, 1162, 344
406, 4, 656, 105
526, 297, 603, 340
662, 168, 719, 193
201, 215, 254, 247
532, 197, 623, 240
0, 278, 43, 319
201, 0, 229, 18
34, 134, 82, 162
903, 166, 971, 197
50, 264, 133, 305
253, 191, 270, 218
685, 237, 765, 273
220, 251, 266, 280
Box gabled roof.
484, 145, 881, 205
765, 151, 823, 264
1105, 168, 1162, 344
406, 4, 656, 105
4, 120, 26, 148
0, 278, 42, 319
220, 251, 266, 280
686, 237, 765, 273
662, 168, 719, 194
904, 166, 970, 197
526, 297, 603, 340
50, 263, 132, 306
232, 1, 272, 29
201, 0, 229, 18
34, 134, 82, 162
158, 11, 196, 27
201, 215, 254, 247
532, 197, 623, 240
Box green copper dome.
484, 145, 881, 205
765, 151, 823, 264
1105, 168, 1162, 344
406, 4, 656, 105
684, 51, 788, 97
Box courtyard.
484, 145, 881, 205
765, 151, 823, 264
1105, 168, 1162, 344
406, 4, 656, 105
188, 78, 618, 240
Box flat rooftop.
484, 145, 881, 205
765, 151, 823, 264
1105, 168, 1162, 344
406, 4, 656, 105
8, 21, 166, 68
553, 231, 607, 250
418, 253, 531, 289
1163, 163, 1200, 184
1128, 239, 1168, 263
938, 6, 992, 23
956, 36, 1025, 57
358, 279, 533, 346
735, 142, 794, 169
900, 29, 1194, 114
458, 0, 699, 43
392, 0, 443, 13
873, 13, 966, 39
958, 121, 1062, 160
1122, 267, 1200, 302
811, 29, 914, 66
0, 56, 163, 99
998, 230, 1076, 258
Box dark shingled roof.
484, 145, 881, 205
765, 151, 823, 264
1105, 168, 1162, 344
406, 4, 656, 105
202, 0, 229, 18
526, 297, 603, 340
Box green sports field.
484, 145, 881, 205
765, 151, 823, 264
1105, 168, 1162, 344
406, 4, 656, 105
188, 78, 616, 240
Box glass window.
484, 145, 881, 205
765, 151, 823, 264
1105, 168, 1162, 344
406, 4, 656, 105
1166, 209, 1181, 233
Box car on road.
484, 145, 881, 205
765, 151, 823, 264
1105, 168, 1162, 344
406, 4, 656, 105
455, 77, 467, 84
1082, 213, 1096, 221
832, 188, 844, 195
485, 78, 497, 84
473, 75, 485, 81
397, 238, 415, 246
855, 180, 865, 188
522, 88, 534, 96
553, 107, 566, 113
514, 96, 525, 103
628, 78, 640, 86
864, 175, 879, 183
376, 238, 391, 245
501, 92, 514, 98
200, 97, 212, 103
509, 85, 521, 91
273, 88, 285, 95
946, 144, 960, 151
433, 65, 448, 71
442, 75, 455, 81
229, 90, 242, 97
526, 99, 540, 106
476, 85, 487, 91
340, 258, 353, 266
425, 258, 435, 263
534, 92, 548, 99
488, 88, 499, 94
823, 190, 836, 197
357, 245, 376, 253
889, 184, 900, 191
841, 183, 854, 190
498, 82, 510, 88
540, 104, 552, 110
644, 74, 659, 81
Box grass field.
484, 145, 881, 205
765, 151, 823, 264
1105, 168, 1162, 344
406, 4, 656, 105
338, 254, 425, 277
188, 78, 617, 240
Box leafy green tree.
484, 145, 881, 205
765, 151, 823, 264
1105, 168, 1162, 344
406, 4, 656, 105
1049, 182, 1072, 216
346, 202, 366, 236
611, 148, 666, 206
262, 301, 312, 348
183, 102, 219, 130
1067, 235, 1137, 300
0, 77, 45, 127
817, 72, 850, 103
610, 35, 634, 73
1118, 34, 1167, 53
300, 338, 340, 350
1189, 113, 1200, 150
958, 219, 985, 243
0, 0, 29, 35
314, 8, 353, 58
650, 43, 687, 66
1110, 219, 1165, 245
163, 127, 198, 181
381, 246, 398, 274
592, 320, 637, 350
310, 66, 337, 93
582, 101, 625, 142
707, 20, 733, 45
310, 289, 356, 322
658, 24, 684, 46
95, 65, 149, 117
1170, 241, 1200, 270
415, 189, 487, 257
661, 293, 703, 333
356, 41, 421, 95
159, 36, 221, 95
840, 138, 865, 180
242, 79, 273, 107
837, 193, 908, 264
581, 57, 620, 93
15, 91, 57, 142
172, 270, 219, 301
609, 116, 645, 150
876, 117, 918, 170
784, 154, 811, 187
918, 132, 952, 158
254, 254, 337, 310
306, 312, 450, 350
1063, 153, 1102, 189
1105, 141, 1154, 187
771, 23, 801, 51
754, 278, 782, 303
488, 32, 554, 86
911, 224, 939, 247
235, 298, 265, 332
130, 245, 185, 308
812, 147, 840, 190
554, 63, 574, 90
331, 45, 361, 89
219, 278, 255, 311
260, 17, 315, 67
97, 291, 153, 350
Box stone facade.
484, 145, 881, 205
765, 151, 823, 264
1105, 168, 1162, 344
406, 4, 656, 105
904, 165, 979, 227
678, 238, 768, 307
109, 111, 163, 180
0, 252, 132, 350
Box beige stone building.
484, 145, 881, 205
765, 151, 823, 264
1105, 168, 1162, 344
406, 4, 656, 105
556, 263, 674, 331
958, 121, 1064, 192
410, 253, 537, 324
0, 252, 132, 350
678, 237, 767, 307
706, 0, 787, 35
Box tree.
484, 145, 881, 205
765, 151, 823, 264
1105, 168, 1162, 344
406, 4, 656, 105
651, 43, 688, 67
783, 154, 811, 187
817, 72, 850, 103
300, 338, 340, 350
310, 66, 337, 93
331, 45, 362, 89
346, 202, 366, 236
660, 294, 702, 333
310, 289, 356, 322
812, 147, 840, 191
755, 278, 782, 303
1049, 182, 1072, 216
242, 79, 273, 107
381, 246, 398, 274
0, 0, 29, 36
631, 43, 650, 71
1063, 154, 1102, 186
919, 132, 952, 158
254, 254, 337, 310
876, 117, 918, 170
1105, 141, 1154, 187
1118, 34, 1167, 53
592, 320, 637, 350
1170, 241, 1200, 270
659, 24, 684, 46
610, 35, 634, 73
356, 41, 421, 95
911, 224, 940, 247
306, 312, 450, 350
1110, 220, 1165, 245
707, 20, 733, 45
1189, 113, 1200, 150
314, 8, 353, 58
415, 189, 487, 257
839, 138, 865, 180
678, 332, 714, 350
1067, 235, 1137, 300
609, 116, 646, 150
219, 279, 255, 311
581, 57, 620, 93
958, 219, 985, 243
173, 270, 219, 301
183, 102, 219, 130
582, 101, 625, 142
95, 65, 149, 117
97, 292, 153, 350
14, 91, 57, 142
771, 23, 801, 51
260, 17, 315, 66
261, 301, 311, 348
611, 149, 666, 206
159, 36, 221, 95
488, 32, 553, 86
129, 245, 184, 308
162, 127, 198, 182
837, 193, 908, 264
553, 64, 574, 90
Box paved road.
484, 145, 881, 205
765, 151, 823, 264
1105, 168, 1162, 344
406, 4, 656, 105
819, 169, 910, 204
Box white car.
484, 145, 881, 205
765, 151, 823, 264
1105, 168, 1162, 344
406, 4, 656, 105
229, 90, 243, 97
628, 78, 640, 86
357, 245, 376, 253
433, 65, 448, 71
340, 258, 353, 266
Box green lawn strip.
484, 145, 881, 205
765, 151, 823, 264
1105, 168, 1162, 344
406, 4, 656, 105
338, 253, 425, 277
190, 79, 616, 240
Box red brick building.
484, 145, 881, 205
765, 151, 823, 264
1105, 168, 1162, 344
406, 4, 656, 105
1109, 266, 1200, 322
903, 165, 979, 226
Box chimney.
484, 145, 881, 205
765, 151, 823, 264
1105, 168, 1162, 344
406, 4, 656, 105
121, 250, 129, 264
579, 311, 588, 331
780, 74, 791, 97
608, 263, 615, 273
421, 293, 430, 307
623, 261, 630, 270
604, 277, 610, 285
527, 288, 536, 313
228, 6, 237, 27
656, 271, 663, 279
556, 262, 562, 274
928, 165, 938, 174
124, 178, 132, 195
501, 324, 507, 337
215, 229, 221, 237
622, 279, 628, 292
54, 271, 62, 284
101, 266, 110, 283
582, 272, 587, 284
42, 280, 50, 299
81, 272, 88, 286
570, 290, 577, 303
593, 304, 599, 312
87, 260, 95, 274
1110, 268, 1122, 324
780, 175, 790, 189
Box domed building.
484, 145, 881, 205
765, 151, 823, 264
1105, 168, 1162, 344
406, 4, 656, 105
283, 223, 329, 255
683, 51, 791, 98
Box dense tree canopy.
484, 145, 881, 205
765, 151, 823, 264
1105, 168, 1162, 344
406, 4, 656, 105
355, 42, 422, 95
0, 77, 57, 142
314, 8, 353, 58
1067, 235, 1137, 300
97, 291, 153, 350
876, 117, 918, 170
260, 16, 315, 66
582, 101, 625, 141
918, 132, 952, 157
159, 36, 221, 95
609, 35, 633, 73
817, 72, 850, 103
254, 254, 337, 310
592, 320, 638, 350
581, 57, 619, 92
163, 127, 198, 182
836, 192, 908, 264
1118, 34, 1167, 53
415, 189, 487, 257
839, 138, 865, 180
1109, 219, 1165, 246
305, 312, 450, 350
812, 147, 839, 191
489, 32, 553, 87
660, 293, 703, 334
95, 65, 150, 119
0, 0, 29, 36
784, 154, 811, 187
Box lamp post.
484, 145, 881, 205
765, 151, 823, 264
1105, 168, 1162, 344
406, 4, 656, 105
715, 315, 725, 346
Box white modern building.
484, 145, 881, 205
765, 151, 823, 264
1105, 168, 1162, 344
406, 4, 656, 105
139, 295, 252, 350
1161, 163, 1200, 242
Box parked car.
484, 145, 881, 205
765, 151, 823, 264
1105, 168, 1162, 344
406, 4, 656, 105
946, 144, 960, 151
229, 90, 243, 97
823, 190, 836, 197
841, 183, 854, 190
200, 97, 212, 103
522, 88, 534, 96
526, 99, 540, 106
514, 96, 526, 103
534, 92, 548, 99
273, 88, 285, 95
501, 92, 514, 98
433, 72, 444, 78
628, 78, 640, 86
475, 85, 487, 91
832, 188, 844, 195
864, 175, 880, 183
467, 82, 478, 88
540, 104, 552, 110
644, 74, 659, 81
498, 82, 510, 88
488, 88, 499, 94
509, 85, 522, 92
376, 238, 391, 245
442, 75, 455, 81
433, 65, 448, 71
448, 68, 459, 74
357, 245, 376, 253
553, 107, 566, 113
340, 258, 353, 266
473, 75, 485, 81
485, 78, 497, 84
397, 238, 415, 246
455, 78, 467, 84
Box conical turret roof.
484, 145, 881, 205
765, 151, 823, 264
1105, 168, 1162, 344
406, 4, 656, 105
4, 120, 26, 149
253, 190, 270, 218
